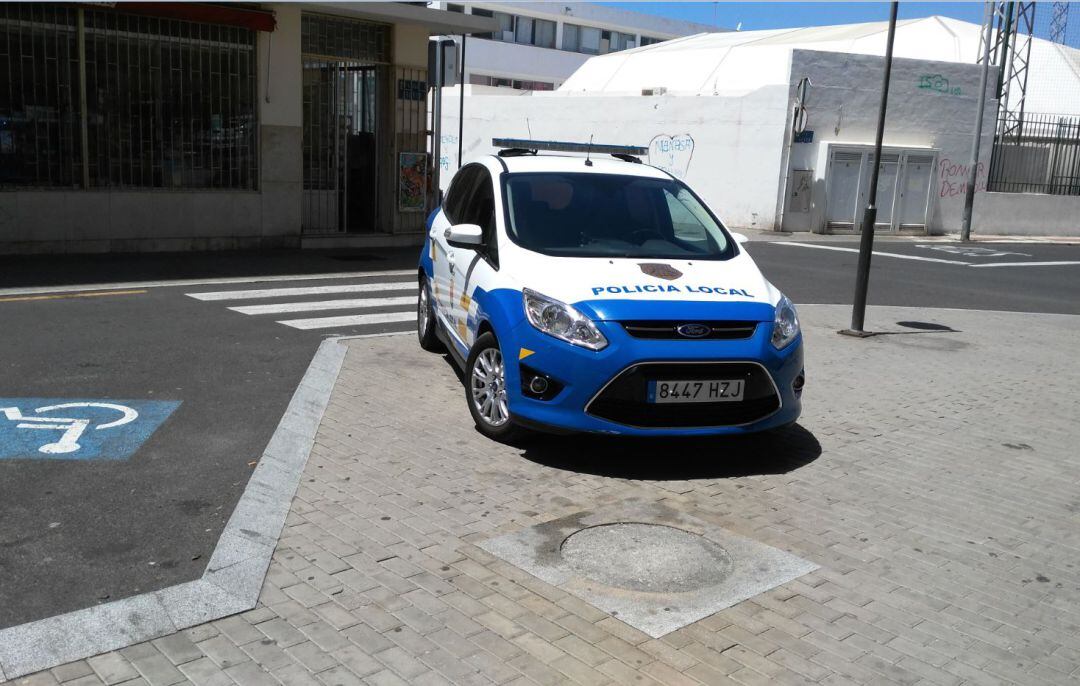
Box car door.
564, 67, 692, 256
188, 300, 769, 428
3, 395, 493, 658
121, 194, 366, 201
450, 166, 499, 348
431, 165, 481, 323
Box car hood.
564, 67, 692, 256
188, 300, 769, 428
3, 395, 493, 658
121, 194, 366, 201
511, 249, 781, 322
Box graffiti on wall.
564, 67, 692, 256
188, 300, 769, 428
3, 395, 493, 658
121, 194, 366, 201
918, 74, 962, 96
648, 134, 695, 179
938, 157, 986, 198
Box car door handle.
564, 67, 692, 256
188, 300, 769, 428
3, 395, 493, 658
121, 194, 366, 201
448, 252, 455, 272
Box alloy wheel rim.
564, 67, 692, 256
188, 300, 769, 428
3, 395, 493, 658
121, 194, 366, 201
418, 282, 430, 335
471, 348, 509, 427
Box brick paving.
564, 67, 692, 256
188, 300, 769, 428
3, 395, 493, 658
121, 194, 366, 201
14, 305, 1080, 685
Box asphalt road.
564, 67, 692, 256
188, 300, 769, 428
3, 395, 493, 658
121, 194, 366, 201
1, 240, 1077, 630
748, 240, 1080, 315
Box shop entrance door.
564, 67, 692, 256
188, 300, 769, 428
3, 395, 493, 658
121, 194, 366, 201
302, 61, 379, 233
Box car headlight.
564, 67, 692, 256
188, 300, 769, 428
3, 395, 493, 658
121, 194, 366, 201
523, 289, 607, 351
771, 294, 800, 349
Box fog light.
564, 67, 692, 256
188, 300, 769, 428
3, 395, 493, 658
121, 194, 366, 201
529, 377, 549, 394
793, 374, 805, 392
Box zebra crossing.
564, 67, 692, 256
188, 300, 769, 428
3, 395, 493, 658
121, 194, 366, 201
184, 271, 419, 335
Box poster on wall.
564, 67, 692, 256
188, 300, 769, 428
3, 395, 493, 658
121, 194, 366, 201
398, 152, 428, 212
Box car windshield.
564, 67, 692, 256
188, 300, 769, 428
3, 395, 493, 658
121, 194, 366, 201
502, 172, 734, 259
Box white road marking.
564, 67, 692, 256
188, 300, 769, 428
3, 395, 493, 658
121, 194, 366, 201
915, 244, 1032, 258
969, 261, 1080, 268
228, 295, 416, 315
777, 242, 973, 265
187, 281, 416, 301
278, 311, 417, 330
0, 269, 416, 298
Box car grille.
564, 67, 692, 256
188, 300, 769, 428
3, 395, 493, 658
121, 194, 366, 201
619, 321, 758, 340
586, 362, 781, 428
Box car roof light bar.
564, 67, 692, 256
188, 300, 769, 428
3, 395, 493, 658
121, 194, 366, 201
492, 138, 648, 157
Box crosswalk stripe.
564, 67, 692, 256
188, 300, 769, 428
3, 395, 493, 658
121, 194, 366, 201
278, 311, 417, 330
186, 281, 416, 301
228, 296, 416, 316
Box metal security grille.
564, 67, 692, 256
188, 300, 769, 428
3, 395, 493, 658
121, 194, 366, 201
301, 13, 389, 62
83, 11, 257, 189
0, 3, 257, 189
301, 13, 389, 234
0, 4, 81, 187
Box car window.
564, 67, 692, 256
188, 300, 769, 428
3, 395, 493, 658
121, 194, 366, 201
443, 165, 481, 224
503, 173, 733, 260
459, 167, 499, 266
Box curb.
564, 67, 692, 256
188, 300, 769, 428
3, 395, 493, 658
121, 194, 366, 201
0, 339, 348, 682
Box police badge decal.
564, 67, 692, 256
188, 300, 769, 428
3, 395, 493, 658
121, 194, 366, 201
638, 263, 684, 280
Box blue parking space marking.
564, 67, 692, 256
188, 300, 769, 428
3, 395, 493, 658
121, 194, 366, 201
0, 398, 181, 461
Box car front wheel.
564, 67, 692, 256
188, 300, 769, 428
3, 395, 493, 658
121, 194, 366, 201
466, 332, 524, 443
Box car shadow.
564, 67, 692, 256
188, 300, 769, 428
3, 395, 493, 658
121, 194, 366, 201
515, 423, 821, 480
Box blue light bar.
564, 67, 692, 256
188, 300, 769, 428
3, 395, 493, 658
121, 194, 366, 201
492, 138, 648, 156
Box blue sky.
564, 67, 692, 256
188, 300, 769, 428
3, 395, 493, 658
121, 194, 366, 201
603, 2, 986, 32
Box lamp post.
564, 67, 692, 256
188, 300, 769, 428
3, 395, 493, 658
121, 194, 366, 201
842, 0, 899, 337
961, 1, 996, 242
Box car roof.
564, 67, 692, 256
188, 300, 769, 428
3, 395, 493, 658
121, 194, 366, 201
488, 153, 673, 180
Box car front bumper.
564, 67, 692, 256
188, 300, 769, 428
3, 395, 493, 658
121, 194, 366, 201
501, 318, 803, 437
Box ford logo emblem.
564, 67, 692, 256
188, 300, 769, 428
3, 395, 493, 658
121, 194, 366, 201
676, 323, 711, 338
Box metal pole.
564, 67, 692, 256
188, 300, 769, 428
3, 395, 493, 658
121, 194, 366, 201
77, 8, 90, 189
844, 0, 898, 336
433, 37, 443, 209
458, 34, 466, 169
961, 2, 996, 242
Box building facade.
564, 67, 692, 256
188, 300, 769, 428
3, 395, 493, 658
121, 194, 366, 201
0, 2, 494, 254
430, 2, 719, 92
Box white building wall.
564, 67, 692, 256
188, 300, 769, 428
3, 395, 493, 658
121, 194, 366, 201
781, 49, 999, 234
440, 85, 791, 230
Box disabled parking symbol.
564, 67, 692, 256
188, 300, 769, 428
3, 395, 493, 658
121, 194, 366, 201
0, 398, 181, 461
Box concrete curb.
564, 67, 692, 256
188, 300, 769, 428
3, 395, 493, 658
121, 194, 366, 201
0, 339, 348, 682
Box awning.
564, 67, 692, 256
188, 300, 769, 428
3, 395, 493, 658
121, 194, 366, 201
75, 3, 277, 32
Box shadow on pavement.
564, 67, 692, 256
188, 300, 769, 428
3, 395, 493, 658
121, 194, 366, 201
0, 247, 421, 289
517, 423, 821, 480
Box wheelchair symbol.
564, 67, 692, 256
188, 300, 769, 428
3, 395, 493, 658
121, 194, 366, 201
0, 402, 140, 455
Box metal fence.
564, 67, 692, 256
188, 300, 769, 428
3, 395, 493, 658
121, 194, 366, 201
0, 3, 257, 190
989, 112, 1080, 194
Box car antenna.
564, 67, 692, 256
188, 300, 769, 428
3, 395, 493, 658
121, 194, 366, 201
585, 134, 594, 167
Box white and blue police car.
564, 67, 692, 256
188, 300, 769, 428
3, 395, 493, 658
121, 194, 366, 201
417, 139, 803, 442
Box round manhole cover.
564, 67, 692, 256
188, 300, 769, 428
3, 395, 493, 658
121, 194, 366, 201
560, 523, 734, 593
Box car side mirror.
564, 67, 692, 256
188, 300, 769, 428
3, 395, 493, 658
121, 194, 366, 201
731, 232, 749, 244
445, 224, 484, 249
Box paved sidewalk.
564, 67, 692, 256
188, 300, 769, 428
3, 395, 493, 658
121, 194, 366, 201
16, 305, 1080, 686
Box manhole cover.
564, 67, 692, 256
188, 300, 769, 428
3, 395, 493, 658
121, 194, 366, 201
560, 522, 734, 593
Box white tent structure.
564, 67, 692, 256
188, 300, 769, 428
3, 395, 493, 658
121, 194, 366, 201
441, 16, 1080, 236
558, 16, 1080, 115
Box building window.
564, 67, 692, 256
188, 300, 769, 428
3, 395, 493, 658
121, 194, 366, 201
561, 23, 601, 55
301, 13, 390, 63
640, 36, 664, 46
468, 74, 554, 91
474, 11, 555, 49
446, 4, 465, 13
0, 4, 258, 190
601, 30, 636, 53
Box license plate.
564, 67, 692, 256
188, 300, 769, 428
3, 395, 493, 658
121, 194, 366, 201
648, 379, 744, 404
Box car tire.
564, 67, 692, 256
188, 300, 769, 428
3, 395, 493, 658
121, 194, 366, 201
417, 275, 444, 353
465, 332, 525, 443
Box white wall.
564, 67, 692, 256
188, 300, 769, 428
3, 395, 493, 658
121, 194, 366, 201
781, 49, 999, 234
440, 86, 791, 230
973, 192, 1080, 236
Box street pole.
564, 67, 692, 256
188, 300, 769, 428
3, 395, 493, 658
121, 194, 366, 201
458, 34, 466, 170
961, 2, 996, 242
843, 0, 899, 336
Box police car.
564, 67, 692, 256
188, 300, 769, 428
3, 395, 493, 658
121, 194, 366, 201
418, 139, 803, 442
